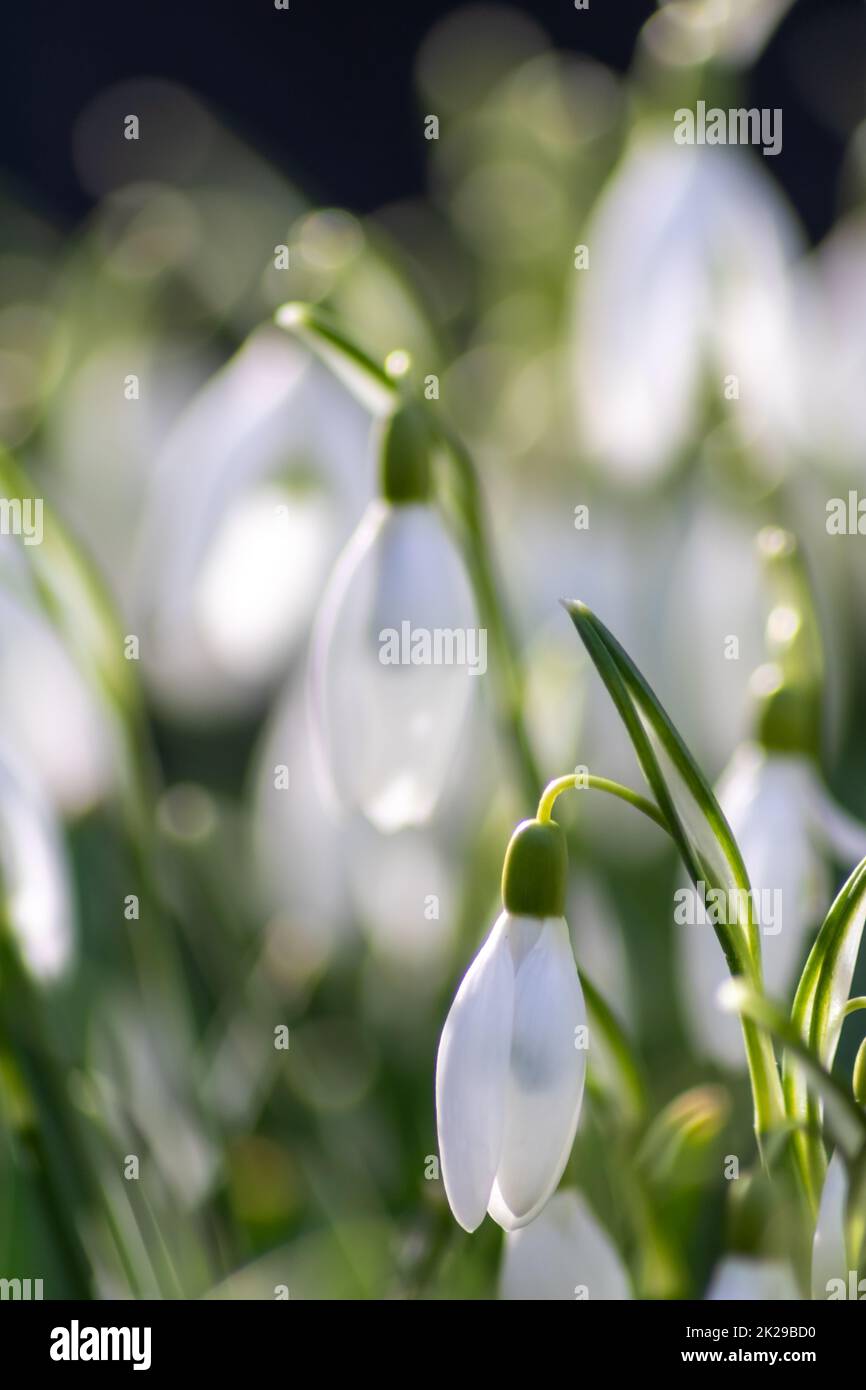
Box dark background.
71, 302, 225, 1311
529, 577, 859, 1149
2, 0, 866, 241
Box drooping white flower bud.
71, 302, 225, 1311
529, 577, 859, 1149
435, 819, 586, 1232
309, 408, 477, 833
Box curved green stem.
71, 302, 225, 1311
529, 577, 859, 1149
529, 774, 799, 1159
275, 302, 398, 404
439, 432, 539, 802
536, 772, 669, 835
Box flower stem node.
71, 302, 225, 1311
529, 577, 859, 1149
501, 817, 568, 919
378, 405, 434, 504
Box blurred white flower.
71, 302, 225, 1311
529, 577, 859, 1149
0, 742, 74, 982
309, 499, 477, 833
0, 579, 112, 815
644, 1, 795, 70
346, 823, 455, 974
572, 132, 801, 485
514, 491, 674, 863
132, 327, 367, 717
500, 1188, 631, 1300
705, 1254, 800, 1300
252, 674, 352, 983
811, 1150, 849, 1300
46, 334, 204, 602
436, 910, 586, 1232
96, 1001, 219, 1209
192, 482, 333, 685
793, 212, 866, 472
682, 744, 866, 1067
660, 499, 765, 769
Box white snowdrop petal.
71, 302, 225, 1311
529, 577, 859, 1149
435, 914, 514, 1232
680, 916, 745, 1070
806, 774, 866, 867
811, 1151, 849, 1300
0, 750, 74, 982
572, 136, 799, 484
492, 917, 586, 1225
253, 674, 351, 981
728, 758, 825, 998
705, 1256, 800, 1300
194, 484, 334, 683
309, 501, 476, 832
0, 588, 112, 815
500, 1190, 631, 1301
680, 748, 828, 1069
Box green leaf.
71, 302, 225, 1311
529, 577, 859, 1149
846, 1145, 866, 1279
721, 979, 866, 1163
564, 601, 757, 977
564, 600, 787, 1142
0, 449, 154, 843
785, 855, 866, 1202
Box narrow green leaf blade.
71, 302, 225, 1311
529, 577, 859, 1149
785, 856, 866, 1200
722, 980, 866, 1163
564, 600, 756, 977
564, 600, 788, 1146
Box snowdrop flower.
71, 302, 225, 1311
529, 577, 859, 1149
812, 1047, 865, 1301
705, 1255, 800, 1300
0, 742, 74, 982
571, 131, 800, 486
500, 1189, 631, 1300
682, 742, 866, 1068
0, 577, 112, 816
811, 1151, 849, 1300
310, 406, 477, 833
436, 817, 586, 1232
252, 674, 352, 983
660, 499, 766, 771
131, 327, 367, 717
642, 0, 795, 69
684, 525, 866, 1065
790, 210, 866, 473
